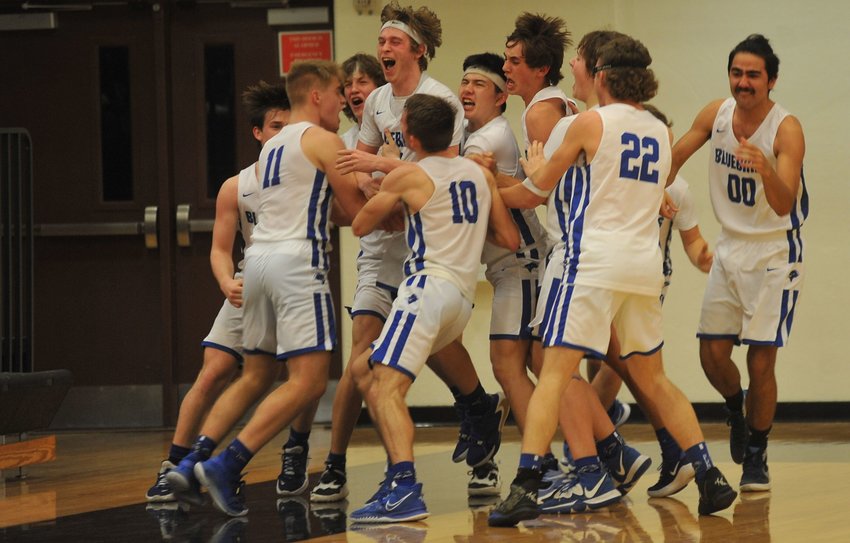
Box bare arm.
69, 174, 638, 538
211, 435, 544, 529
483, 168, 520, 250
351, 164, 421, 237
523, 111, 600, 193
736, 115, 805, 216
679, 225, 713, 273
525, 99, 566, 146
210, 175, 243, 307
668, 100, 723, 185
337, 140, 405, 176
304, 128, 368, 224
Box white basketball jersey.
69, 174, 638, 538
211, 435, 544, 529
659, 175, 698, 281
709, 97, 808, 236
340, 123, 360, 150
462, 115, 546, 267
235, 162, 260, 272
541, 114, 582, 252
521, 86, 573, 148
254, 121, 333, 269
403, 156, 492, 301
564, 104, 670, 296
359, 73, 464, 161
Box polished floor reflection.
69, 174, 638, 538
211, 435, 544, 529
0, 422, 848, 542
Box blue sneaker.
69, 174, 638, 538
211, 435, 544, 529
165, 457, 205, 506
194, 458, 248, 517
364, 474, 393, 505
740, 446, 770, 492
537, 456, 571, 503
540, 464, 621, 514
146, 460, 176, 502
452, 401, 472, 463
277, 444, 309, 496
607, 399, 631, 428
465, 392, 510, 468
603, 443, 651, 494
350, 482, 429, 523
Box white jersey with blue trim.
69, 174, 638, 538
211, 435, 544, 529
340, 123, 360, 150
709, 97, 808, 236
541, 114, 583, 253
521, 86, 574, 148
403, 156, 492, 301
564, 103, 670, 296
462, 115, 546, 268
234, 162, 260, 273
359, 73, 464, 161
659, 175, 698, 282
254, 121, 333, 269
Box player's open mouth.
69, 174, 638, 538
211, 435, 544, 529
350, 97, 364, 107
382, 58, 396, 69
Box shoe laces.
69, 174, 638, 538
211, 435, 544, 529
282, 446, 307, 477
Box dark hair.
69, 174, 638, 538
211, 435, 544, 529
596, 36, 658, 103
728, 34, 779, 80
242, 80, 290, 129
403, 94, 455, 152
462, 52, 508, 113
505, 12, 571, 85
285, 60, 343, 107
341, 53, 386, 122
381, 1, 442, 71
577, 30, 627, 79
642, 103, 672, 127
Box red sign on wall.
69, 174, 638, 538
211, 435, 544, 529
278, 30, 333, 76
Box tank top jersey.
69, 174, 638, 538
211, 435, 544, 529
709, 97, 808, 236
520, 86, 574, 149
403, 156, 492, 302
541, 113, 587, 253
461, 115, 546, 267
564, 103, 670, 296
234, 162, 260, 273
659, 175, 698, 281
359, 73, 464, 161
254, 121, 333, 270
344, 123, 405, 281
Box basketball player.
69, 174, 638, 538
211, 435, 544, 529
145, 81, 289, 504
348, 94, 519, 523
670, 34, 807, 492
489, 35, 737, 527
165, 60, 367, 517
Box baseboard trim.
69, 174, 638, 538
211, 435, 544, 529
343, 402, 850, 427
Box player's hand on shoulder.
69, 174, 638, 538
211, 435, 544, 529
467, 151, 497, 174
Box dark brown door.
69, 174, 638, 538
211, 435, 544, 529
0, 2, 337, 427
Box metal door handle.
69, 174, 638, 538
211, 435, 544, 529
175, 203, 214, 247
33, 206, 159, 249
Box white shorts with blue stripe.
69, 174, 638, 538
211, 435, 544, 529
201, 299, 243, 361
242, 242, 336, 360
370, 274, 471, 380
698, 230, 804, 347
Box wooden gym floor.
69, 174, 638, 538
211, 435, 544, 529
0, 422, 848, 542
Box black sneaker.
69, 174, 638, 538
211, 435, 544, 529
468, 460, 501, 496
277, 444, 309, 496
697, 466, 737, 515
466, 392, 510, 468
452, 401, 472, 463
146, 460, 176, 502
310, 463, 349, 502
726, 410, 749, 464
646, 457, 695, 498
740, 446, 770, 492
311, 500, 348, 535
487, 479, 540, 527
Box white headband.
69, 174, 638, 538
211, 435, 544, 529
380, 20, 423, 47
463, 67, 507, 92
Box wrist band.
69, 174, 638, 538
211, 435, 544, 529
522, 177, 549, 198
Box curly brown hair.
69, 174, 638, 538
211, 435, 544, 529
596, 36, 658, 103
381, 1, 442, 71
577, 30, 626, 80
505, 12, 571, 85
341, 53, 385, 122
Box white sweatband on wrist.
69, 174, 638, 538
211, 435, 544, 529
522, 177, 549, 198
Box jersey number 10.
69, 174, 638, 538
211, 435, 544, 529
449, 181, 479, 224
